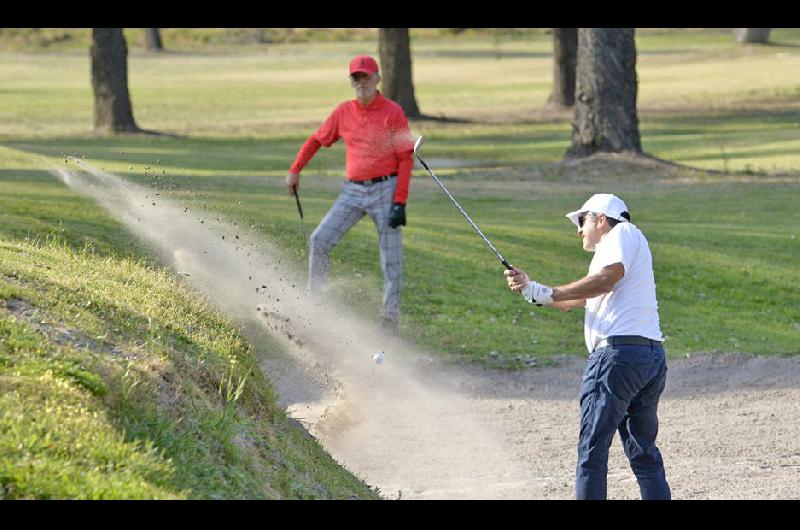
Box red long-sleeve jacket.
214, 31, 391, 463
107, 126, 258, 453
289, 92, 414, 204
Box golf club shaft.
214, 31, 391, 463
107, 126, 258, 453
416, 156, 512, 270
293, 190, 304, 219
293, 187, 309, 240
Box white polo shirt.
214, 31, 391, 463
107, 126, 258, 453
584, 222, 663, 353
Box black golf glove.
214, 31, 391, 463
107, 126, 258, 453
388, 203, 406, 229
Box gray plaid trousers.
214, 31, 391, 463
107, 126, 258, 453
307, 178, 402, 320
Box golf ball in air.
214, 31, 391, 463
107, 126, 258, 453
372, 352, 384, 364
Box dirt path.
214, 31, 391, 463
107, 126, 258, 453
54, 162, 800, 500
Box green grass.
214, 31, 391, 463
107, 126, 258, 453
2, 29, 800, 169
0, 238, 378, 499
2, 29, 799, 364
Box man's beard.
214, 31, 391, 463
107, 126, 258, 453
356, 86, 376, 99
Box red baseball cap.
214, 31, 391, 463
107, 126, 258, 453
349, 55, 379, 76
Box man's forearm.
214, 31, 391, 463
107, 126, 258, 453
551, 298, 586, 311
289, 135, 322, 174
393, 156, 413, 204
552, 270, 618, 303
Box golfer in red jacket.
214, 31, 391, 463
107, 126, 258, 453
286, 55, 414, 332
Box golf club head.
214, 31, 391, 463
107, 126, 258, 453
413, 135, 425, 158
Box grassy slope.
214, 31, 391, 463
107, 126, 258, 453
0, 238, 377, 499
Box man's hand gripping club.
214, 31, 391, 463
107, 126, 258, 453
285, 172, 300, 196
504, 266, 553, 307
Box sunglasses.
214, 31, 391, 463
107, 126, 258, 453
579, 212, 602, 229
350, 72, 373, 82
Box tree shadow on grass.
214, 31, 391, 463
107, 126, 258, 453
0, 168, 152, 258
642, 106, 800, 126
412, 49, 552, 60
1, 136, 301, 174
748, 41, 800, 49
94, 127, 185, 140
410, 114, 476, 124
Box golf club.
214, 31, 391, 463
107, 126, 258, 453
413, 136, 512, 270
292, 185, 309, 242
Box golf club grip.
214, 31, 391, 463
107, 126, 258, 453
502, 260, 512, 270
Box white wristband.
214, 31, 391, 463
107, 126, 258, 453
523, 281, 553, 306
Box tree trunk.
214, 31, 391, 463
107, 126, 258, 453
91, 28, 140, 133
378, 28, 421, 119
733, 28, 771, 44
565, 28, 642, 158
547, 28, 578, 107
250, 28, 267, 43
144, 28, 163, 51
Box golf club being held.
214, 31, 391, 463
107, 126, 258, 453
413, 136, 512, 271
292, 185, 309, 242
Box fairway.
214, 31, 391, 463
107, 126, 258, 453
2, 29, 799, 361
2, 28, 800, 499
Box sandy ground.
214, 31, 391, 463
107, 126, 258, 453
53, 161, 800, 500
417, 353, 800, 500
276, 347, 800, 500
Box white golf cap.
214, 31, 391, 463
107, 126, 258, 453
565, 193, 630, 228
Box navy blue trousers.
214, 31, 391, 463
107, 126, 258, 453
576, 343, 671, 500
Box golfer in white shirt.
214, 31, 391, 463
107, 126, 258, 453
504, 193, 670, 500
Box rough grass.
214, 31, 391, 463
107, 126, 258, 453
0, 238, 378, 499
